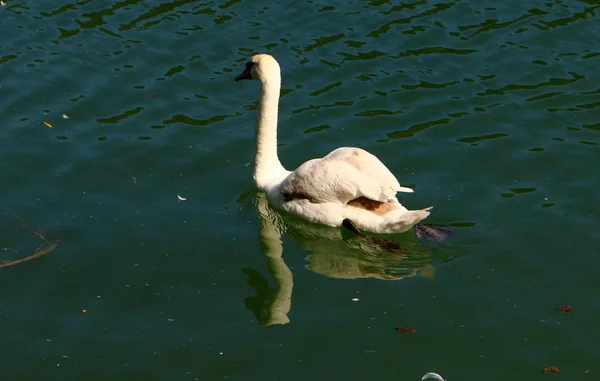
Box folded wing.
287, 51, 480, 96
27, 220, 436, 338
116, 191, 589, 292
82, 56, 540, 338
280, 147, 412, 204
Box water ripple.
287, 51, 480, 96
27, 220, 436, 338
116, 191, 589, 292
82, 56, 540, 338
398, 47, 478, 57
387, 118, 451, 139
458, 133, 509, 145
367, 1, 458, 38
477, 72, 585, 96
2, 0, 600, 378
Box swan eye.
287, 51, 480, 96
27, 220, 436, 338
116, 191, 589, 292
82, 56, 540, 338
246, 61, 255, 68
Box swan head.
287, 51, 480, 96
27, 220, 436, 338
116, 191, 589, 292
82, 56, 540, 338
235, 54, 280, 84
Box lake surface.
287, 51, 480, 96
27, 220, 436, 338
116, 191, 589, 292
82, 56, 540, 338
1, 0, 599, 380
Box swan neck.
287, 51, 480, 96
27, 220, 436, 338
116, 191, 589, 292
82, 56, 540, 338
255, 78, 284, 189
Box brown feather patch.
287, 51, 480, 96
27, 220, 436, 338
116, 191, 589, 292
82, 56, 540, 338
346, 197, 396, 215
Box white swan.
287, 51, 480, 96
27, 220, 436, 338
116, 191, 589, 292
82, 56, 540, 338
235, 54, 431, 234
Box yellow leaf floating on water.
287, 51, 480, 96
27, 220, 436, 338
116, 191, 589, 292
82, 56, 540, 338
44, 121, 53, 128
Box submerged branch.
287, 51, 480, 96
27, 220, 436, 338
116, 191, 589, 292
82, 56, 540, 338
21, 224, 50, 244
0, 225, 60, 269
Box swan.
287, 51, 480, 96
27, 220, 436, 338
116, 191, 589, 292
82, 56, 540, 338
235, 54, 432, 235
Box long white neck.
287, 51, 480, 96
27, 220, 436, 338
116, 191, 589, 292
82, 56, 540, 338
254, 75, 286, 190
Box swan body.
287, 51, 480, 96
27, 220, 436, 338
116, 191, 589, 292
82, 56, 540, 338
236, 54, 431, 234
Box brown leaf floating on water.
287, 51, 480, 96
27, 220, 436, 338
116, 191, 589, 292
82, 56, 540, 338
556, 305, 573, 313
394, 326, 416, 333
543, 366, 559, 373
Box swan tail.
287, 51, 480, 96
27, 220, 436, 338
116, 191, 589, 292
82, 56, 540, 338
397, 186, 414, 193
381, 208, 431, 234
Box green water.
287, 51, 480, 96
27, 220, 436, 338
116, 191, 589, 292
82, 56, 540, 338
1, 0, 599, 380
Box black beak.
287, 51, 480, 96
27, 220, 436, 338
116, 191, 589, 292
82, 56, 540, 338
235, 69, 252, 81
235, 61, 254, 81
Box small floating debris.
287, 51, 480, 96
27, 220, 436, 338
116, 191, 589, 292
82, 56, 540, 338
44, 121, 53, 128
351, 298, 359, 302
422, 372, 445, 381
543, 366, 559, 373
394, 326, 416, 333
62, 114, 69, 119
556, 305, 573, 313
0, 1, 5, 6
177, 194, 187, 201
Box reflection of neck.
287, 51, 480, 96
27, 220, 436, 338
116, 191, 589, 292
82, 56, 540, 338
257, 195, 292, 326
264, 253, 293, 326
254, 77, 284, 190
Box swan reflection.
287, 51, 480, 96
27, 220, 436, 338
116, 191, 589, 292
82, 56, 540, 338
244, 193, 438, 326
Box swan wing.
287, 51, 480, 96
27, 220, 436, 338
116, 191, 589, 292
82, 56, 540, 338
324, 147, 413, 197
280, 147, 408, 203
